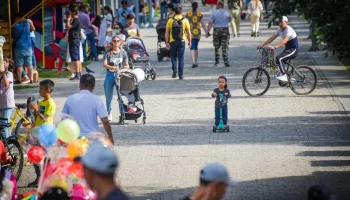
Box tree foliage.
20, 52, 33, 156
268, 0, 350, 59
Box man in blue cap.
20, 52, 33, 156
81, 141, 130, 200
182, 162, 235, 200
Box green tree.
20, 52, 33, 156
268, 0, 350, 59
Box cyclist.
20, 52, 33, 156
257, 16, 299, 82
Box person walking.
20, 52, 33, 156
12, 13, 34, 84
98, 6, 115, 50
160, 0, 168, 20
62, 74, 114, 144
116, 1, 134, 27
207, 1, 232, 67
206, 0, 218, 12
82, 141, 130, 200
78, 4, 98, 61
66, 6, 83, 80
103, 34, 129, 122
228, 0, 243, 38
165, 7, 191, 80
263, 0, 269, 14
185, 2, 207, 68
182, 162, 235, 200
122, 14, 141, 39
248, 0, 263, 37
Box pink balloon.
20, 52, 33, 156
71, 184, 85, 200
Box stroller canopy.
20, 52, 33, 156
126, 37, 146, 51
118, 69, 138, 92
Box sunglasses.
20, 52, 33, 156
113, 40, 120, 43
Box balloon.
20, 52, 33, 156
38, 124, 58, 146
43, 163, 58, 179
67, 140, 88, 160
50, 175, 69, 191
27, 146, 45, 164
86, 133, 113, 147
134, 68, 145, 82
57, 119, 80, 143
68, 162, 84, 178
71, 184, 85, 200
57, 158, 73, 175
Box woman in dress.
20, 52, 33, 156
248, 0, 263, 37
98, 6, 114, 50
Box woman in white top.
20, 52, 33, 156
98, 6, 114, 49
248, 0, 263, 37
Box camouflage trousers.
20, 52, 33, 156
213, 28, 230, 62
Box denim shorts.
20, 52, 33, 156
69, 41, 80, 62
14, 49, 33, 67
191, 39, 200, 50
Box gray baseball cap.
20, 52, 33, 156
200, 163, 236, 185
81, 141, 119, 174
116, 34, 126, 41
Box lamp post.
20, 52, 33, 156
135, 0, 139, 25
147, 0, 154, 28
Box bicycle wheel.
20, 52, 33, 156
242, 67, 271, 97
5, 139, 24, 180
290, 65, 317, 95
14, 118, 30, 136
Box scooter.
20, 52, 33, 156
213, 93, 230, 132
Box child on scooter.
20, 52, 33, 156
212, 76, 231, 127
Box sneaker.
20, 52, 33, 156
214, 61, 219, 67
224, 62, 230, 67
232, 34, 236, 38
194, 64, 198, 68
70, 74, 75, 78
28, 178, 39, 187
179, 76, 183, 80
251, 32, 255, 37
108, 113, 112, 121
29, 80, 33, 84
172, 71, 177, 78
237, 33, 240, 37
276, 74, 288, 82
192, 64, 196, 68
69, 75, 79, 80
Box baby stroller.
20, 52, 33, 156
117, 68, 146, 125
125, 37, 156, 80
156, 19, 170, 62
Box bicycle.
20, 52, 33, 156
0, 118, 24, 180
9, 103, 33, 136
242, 47, 317, 97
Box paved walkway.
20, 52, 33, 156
15, 7, 350, 200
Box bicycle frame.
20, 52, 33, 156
9, 108, 30, 134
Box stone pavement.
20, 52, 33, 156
14, 6, 350, 200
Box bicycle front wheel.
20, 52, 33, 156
290, 65, 317, 95
5, 139, 24, 180
242, 68, 271, 97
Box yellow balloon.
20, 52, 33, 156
67, 139, 88, 160
50, 175, 68, 191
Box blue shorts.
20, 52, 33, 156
191, 39, 200, 50
69, 41, 80, 62
14, 49, 33, 67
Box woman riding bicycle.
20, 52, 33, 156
257, 16, 299, 82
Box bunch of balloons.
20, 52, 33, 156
24, 113, 113, 199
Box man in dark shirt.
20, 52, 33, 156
67, 6, 82, 80
182, 163, 235, 200
82, 141, 130, 200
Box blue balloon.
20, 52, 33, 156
38, 124, 58, 147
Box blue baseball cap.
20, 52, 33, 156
200, 163, 236, 185
81, 141, 119, 174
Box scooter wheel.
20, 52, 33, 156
212, 126, 216, 132
226, 126, 230, 132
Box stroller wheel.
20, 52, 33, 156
226, 126, 230, 132
144, 69, 150, 80
213, 125, 217, 132
150, 68, 156, 80
135, 119, 138, 123
142, 118, 146, 125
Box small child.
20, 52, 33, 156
212, 76, 231, 126
105, 27, 114, 48
28, 79, 56, 187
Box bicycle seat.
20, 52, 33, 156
15, 103, 27, 109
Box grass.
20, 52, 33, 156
37, 61, 92, 78
14, 85, 39, 90
341, 59, 350, 72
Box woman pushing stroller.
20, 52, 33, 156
103, 34, 129, 121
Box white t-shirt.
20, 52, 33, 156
62, 90, 108, 136
27, 19, 35, 38
275, 25, 297, 41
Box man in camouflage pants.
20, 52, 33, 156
207, 1, 232, 67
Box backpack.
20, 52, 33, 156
171, 17, 184, 41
